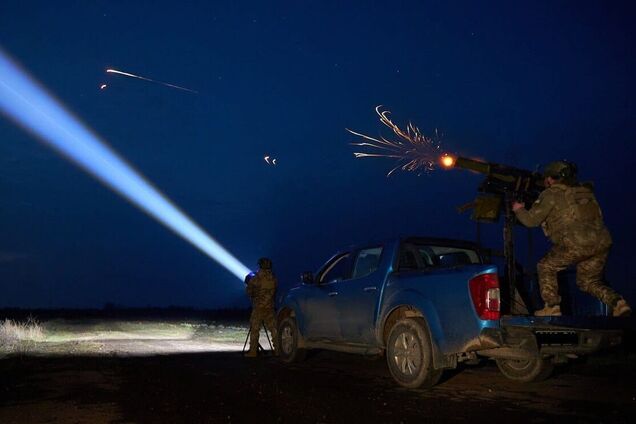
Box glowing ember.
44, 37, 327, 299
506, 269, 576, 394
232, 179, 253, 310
441, 154, 455, 168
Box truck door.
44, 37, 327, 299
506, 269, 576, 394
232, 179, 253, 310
333, 246, 384, 344
304, 252, 352, 340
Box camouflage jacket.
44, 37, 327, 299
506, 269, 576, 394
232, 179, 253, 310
514, 183, 611, 246
246, 269, 277, 308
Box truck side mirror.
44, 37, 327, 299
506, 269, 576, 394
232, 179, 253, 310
301, 272, 314, 284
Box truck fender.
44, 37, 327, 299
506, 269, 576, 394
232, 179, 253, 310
277, 297, 304, 333
380, 289, 452, 369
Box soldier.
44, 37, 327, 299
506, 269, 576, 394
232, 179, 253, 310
245, 257, 278, 357
512, 161, 631, 317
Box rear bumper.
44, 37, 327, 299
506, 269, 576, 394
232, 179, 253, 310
538, 328, 623, 354
476, 325, 623, 360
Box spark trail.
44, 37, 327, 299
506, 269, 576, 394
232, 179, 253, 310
106, 68, 198, 94
348, 106, 442, 176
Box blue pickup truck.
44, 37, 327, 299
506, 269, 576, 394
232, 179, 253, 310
276, 237, 624, 388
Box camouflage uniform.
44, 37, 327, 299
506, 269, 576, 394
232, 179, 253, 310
246, 268, 278, 354
515, 183, 623, 308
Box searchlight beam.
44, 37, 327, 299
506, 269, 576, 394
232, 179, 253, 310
0, 48, 250, 281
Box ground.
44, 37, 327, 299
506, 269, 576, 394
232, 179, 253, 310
1, 319, 635, 423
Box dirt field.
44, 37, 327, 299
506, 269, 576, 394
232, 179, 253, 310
1, 319, 635, 423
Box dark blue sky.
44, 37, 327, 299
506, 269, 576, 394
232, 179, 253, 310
1, 0, 635, 308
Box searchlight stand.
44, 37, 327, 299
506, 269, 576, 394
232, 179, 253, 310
242, 321, 274, 354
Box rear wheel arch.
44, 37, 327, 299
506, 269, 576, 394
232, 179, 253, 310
382, 306, 424, 346
382, 304, 452, 371
381, 291, 446, 347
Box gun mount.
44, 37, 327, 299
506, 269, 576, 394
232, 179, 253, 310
443, 155, 544, 223
441, 154, 544, 314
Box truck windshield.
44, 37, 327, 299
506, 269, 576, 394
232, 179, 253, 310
398, 243, 481, 271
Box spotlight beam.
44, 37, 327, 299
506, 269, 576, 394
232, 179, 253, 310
0, 48, 250, 281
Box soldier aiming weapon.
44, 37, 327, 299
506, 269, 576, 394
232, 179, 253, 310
442, 155, 631, 317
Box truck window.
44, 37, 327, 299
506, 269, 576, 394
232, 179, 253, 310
352, 247, 383, 279
319, 253, 352, 284
427, 246, 480, 266
399, 243, 481, 270
437, 251, 472, 267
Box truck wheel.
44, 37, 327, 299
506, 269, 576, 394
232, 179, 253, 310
278, 316, 306, 363
496, 357, 554, 383
386, 318, 442, 389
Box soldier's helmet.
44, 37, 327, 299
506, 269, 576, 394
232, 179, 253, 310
257, 257, 273, 270
543, 160, 577, 182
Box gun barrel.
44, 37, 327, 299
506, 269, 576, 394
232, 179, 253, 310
452, 156, 515, 183
454, 156, 492, 175
447, 155, 542, 187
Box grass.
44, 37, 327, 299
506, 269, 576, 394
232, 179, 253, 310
0, 318, 250, 356
0, 316, 45, 354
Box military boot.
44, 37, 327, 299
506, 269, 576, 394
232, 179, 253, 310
613, 299, 632, 317
534, 304, 562, 317
244, 347, 258, 358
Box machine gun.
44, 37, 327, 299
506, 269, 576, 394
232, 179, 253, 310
442, 155, 544, 223
441, 155, 544, 314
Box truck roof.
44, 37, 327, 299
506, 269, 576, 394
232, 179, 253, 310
333, 236, 481, 255
400, 236, 481, 250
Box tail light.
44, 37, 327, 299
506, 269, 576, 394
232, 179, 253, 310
469, 273, 500, 320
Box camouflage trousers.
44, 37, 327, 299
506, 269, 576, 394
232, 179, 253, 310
249, 305, 278, 352
537, 242, 621, 308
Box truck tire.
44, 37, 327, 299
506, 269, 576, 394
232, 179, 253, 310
496, 357, 554, 383
278, 316, 306, 363
386, 318, 442, 389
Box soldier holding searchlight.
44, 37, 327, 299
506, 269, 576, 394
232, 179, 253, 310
512, 161, 631, 317
244, 258, 279, 357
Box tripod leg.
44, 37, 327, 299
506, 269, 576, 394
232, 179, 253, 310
257, 321, 266, 352
262, 321, 273, 351
242, 326, 251, 353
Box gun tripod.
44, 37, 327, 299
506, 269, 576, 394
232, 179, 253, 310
242, 321, 274, 354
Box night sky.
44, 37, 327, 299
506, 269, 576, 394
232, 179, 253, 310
1, 0, 635, 309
